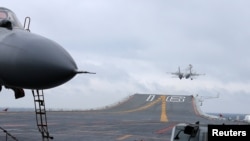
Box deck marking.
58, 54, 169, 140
146, 94, 155, 101
160, 95, 168, 122
116, 134, 133, 140
155, 123, 177, 134
121, 97, 162, 113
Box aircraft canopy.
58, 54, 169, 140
0, 7, 23, 28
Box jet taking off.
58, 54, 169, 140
168, 67, 184, 79
184, 64, 205, 80
0, 7, 94, 140
168, 64, 205, 80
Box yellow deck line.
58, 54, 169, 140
116, 134, 133, 140
121, 97, 162, 113
117, 95, 168, 123
160, 95, 168, 122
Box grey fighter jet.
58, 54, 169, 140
184, 64, 205, 80
0, 7, 95, 140
168, 64, 205, 80
168, 66, 184, 80
0, 7, 94, 98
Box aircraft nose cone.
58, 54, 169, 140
1, 30, 79, 89
33, 38, 77, 85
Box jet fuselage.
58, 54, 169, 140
0, 7, 79, 90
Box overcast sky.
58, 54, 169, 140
1, 0, 250, 114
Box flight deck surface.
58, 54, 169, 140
0, 94, 246, 141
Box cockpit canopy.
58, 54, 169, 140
0, 7, 23, 28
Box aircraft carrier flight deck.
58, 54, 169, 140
0, 94, 247, 141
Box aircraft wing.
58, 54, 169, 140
191, 72, 205, 76
167, 72, 184, 79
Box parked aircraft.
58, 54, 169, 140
0, 7, 95, 140
2, 108, 8, 112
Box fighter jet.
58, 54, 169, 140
2, 108, 8, 112
0, 7, 95, 139
0, 7, 95, 98
184, 64, 205, 80
168, 64, 205, 80
168, 67, 184, 80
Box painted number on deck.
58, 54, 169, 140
146, 95, 185, 102
146, 95, 155, 101
166, 96, 185, 102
